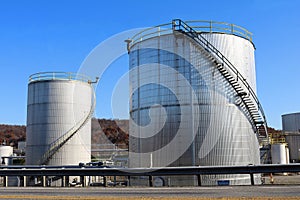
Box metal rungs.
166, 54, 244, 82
231, 81, 240, 85
219, 69, 227, 73
227, 79, 236, 83
255, 121, 264, 125
222, 71, 230, 74
230, 81, 239, 85
252, 116, 260, 120
249, 110, 258, 114
224, 75, 232, 79
229, 79, 238, 82
252, 112, 260, 115
247, 103, 256, 107
231, 84, 240, 87
246, 105, 257, 109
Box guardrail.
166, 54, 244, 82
0, 164, 299, 187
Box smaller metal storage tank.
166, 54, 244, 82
0, 146, 19, 186
271, 144, 289, 164
0, 146, 13, 165
282, 113, 300, 162
26, 72, 95, 166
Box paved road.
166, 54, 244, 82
0, 186, 299, 199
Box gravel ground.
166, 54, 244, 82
261, 173, 300, 184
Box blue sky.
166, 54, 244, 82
0, 0, 299, 129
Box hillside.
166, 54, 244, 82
0, 120, 280, 149
0, 124, 26, 147
0, 118, 129, 149
91, 118, 129, 148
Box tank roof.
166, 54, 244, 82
129, 20, 253, 49
29, 72, 92, 84
282, 112, 300, 117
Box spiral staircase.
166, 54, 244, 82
39, 86, 96, 165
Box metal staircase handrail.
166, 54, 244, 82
171, 19, 267, 132
39, 87, 96, 165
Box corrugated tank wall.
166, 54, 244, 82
26, 75, 92, 166
282, 113, 300, 131
282, 113, 300, 162
129, 30, 260, 186
200, 33, 256, 92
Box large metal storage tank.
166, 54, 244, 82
26, 72, 94, 166
282, 112, 300, 162
128, 20, 264, 186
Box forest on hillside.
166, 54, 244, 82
0, 118, 129, 149
0, 119, 280, 149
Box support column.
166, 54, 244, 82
61, 176, 66, 187
197, 174, 201, 186
80, 176, 85, 187
149, 176, 153, 187
3, 176, 8, 187
113, 176, 116, 186
127, 176, 131, 186
42, 176, 46, 187
103, 176, 107, 187
23, 176, 27, 187
66, 176, 70, 187
250, 173, 255, 186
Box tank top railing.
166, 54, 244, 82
184, 20, 253, 42
29, 72, 91, 84
129, 20, 252, 50
171, 19, 267, 136
39, 86, 96, 165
